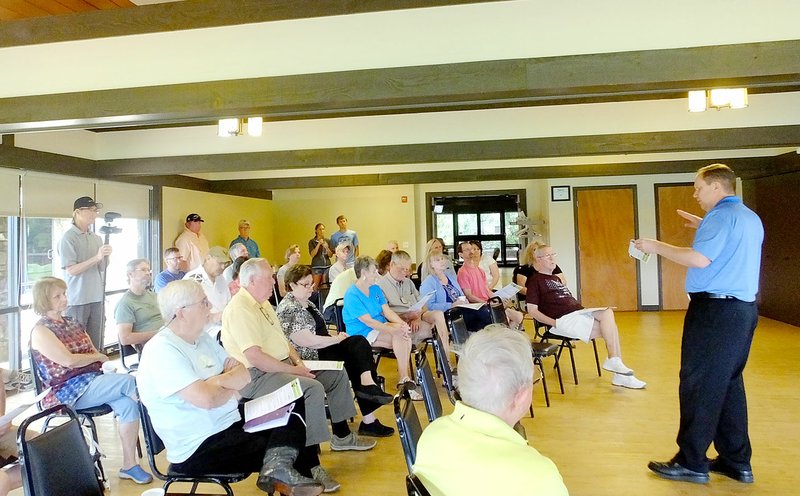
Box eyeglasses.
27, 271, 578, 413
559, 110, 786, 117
537, 253, 558, 259
166, 256, 184, 262
78, 207, 99, 213
181, 298, 210, 310
294, 281, 314, 289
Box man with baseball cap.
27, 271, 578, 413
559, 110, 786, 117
174, 213, 209, 272
229, 219, 261, 258
58, 196, 111, 349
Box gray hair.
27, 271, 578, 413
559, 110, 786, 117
157, 279, 205, 322
229, 243, 248, 260
458, 325, 534, 418
391, 250, 412, 264
126, 258, 149, 282
353, 256, 377, 278
239, 258, 271, 287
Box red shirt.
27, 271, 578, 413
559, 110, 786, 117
457, 263, 491, 301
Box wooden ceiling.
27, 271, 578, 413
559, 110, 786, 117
1, 0, 799, 196
0, 0, 135, 21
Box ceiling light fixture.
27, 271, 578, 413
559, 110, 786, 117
688, 88, 748, 112
217, 117, 263, 137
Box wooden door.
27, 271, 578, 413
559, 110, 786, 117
575, 187, 639, 311
655, 184, 705, 310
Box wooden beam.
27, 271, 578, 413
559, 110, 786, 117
2, 40, 800, 133
95, 126, 800, 176
0, 0, 497, 47
206, 157, 775, 190
0, 138, 96, 176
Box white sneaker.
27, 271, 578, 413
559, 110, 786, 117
603, 357, 634, 376
612, 373, 646, 389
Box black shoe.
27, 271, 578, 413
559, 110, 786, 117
648, 461, 710, 484
710, 457, 754, 483
355, 384, 393, 405
358, 420, 395, 438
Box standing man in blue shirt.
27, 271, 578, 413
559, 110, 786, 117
635, 164, 763, 485
229, 219, 260, 258
330, 215, 359, 267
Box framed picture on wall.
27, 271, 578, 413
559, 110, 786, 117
551, 186, 571, 202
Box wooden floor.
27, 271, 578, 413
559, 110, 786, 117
8, 311, 800, 495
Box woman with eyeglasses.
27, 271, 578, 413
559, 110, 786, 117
30, 276, 153, 485
277, 265, 395, 438
513, 242, 566, 297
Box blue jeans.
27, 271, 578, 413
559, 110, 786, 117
74, 373, 138, 424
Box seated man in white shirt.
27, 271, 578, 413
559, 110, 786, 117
184, 246, 231, 335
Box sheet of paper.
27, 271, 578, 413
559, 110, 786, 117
628, 240, 651, 263
454, 302, 485, 310
0, 388, 51, 427
244, 378, 303, 427
304, 360, 344, 371
408, 291, 435, 312
492, 283, 523, 300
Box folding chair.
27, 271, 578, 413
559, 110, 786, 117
29, 346, 112, 486
406, 474, 433, 496
394, 384, 424, 474
138, 401, 250, 495
118, 342, 141, 372
534, 319, 601, 385
443, 308, 470, 349
17, 405, 105, 496
431, 330, 458, 405
488, 296, 508, 325
414, 352, 442, 422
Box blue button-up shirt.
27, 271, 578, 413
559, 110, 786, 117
686, 196, 763, 302
229, 236, 260, 258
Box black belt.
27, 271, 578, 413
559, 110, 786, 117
689, 292, 737, 301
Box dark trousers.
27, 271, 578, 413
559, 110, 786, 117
675, 298, 757, 472
318, 335, 381, 416
462, 306, 492, 332
170, 400, 314, 477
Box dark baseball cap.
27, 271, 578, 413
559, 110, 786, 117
73, 196, 102, 210
186, 213, 204, 222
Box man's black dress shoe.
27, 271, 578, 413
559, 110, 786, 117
710, 458, 754, 483
648, 461, 710, 484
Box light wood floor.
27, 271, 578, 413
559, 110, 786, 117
8, 311, 800, 495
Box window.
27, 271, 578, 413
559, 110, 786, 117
18, 215, 149, 359
429, 193, 524, 266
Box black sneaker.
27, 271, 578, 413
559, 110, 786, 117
355, 384, 393, 405
358, 420, 395, 438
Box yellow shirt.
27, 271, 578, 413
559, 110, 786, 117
221, 288, 290, 367
413, 401, 569, 496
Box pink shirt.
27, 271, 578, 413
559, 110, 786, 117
457, 263, 491, 301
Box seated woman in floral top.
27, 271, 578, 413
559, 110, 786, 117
276, 265, 395, 438
29, 277, 152, 485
